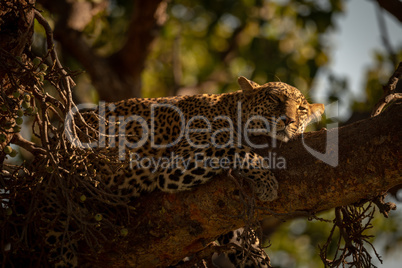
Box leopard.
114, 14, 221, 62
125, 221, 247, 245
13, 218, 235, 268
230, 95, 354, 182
47, 76, 324, 267
80, 76, 324, 201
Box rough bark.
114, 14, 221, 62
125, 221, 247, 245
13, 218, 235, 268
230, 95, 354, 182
81, 102, 402, 267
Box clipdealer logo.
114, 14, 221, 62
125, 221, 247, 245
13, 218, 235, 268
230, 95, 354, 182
64, 101, 339, 170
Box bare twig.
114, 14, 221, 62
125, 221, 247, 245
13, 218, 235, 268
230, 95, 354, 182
372, 194, 397, 218
34, 10, 76, 90
11, 133, 46, 155
371, 62, 402, 117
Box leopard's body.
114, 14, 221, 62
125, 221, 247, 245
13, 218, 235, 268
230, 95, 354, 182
49, 77, 324, 267
83, 76, 323, 201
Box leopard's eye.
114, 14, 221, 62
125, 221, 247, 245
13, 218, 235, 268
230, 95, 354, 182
270, 95, 281, 103
298, 106, 307, 111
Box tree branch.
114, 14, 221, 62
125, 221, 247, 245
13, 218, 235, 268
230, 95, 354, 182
372, 62, 402, 116
374, 0, 402, 23
80, 102, 402, 267
11, 133, 46, 155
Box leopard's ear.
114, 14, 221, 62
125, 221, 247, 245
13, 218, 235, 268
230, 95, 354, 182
238, 76, 260, 92
309, 103, 325, 117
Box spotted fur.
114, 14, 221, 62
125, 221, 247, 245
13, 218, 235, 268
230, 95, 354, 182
213, 228, 270, 268
83, 76, 324, 201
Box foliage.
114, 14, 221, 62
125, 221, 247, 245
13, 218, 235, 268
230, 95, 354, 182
142, 0, 344, 97
353, 46, 402, 113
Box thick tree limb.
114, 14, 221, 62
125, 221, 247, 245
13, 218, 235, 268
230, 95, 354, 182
81, 102, 402, 267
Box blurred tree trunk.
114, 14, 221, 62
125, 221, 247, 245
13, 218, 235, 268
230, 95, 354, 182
38, 0, 168, 101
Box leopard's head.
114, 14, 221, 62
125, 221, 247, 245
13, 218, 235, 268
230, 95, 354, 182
238, 76, 325, 142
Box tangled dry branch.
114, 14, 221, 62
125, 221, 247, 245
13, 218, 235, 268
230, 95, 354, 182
319, 203, 385, 268
0, 7, 132, 266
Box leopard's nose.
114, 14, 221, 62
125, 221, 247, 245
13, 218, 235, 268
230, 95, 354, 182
284, 116, 295, 126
